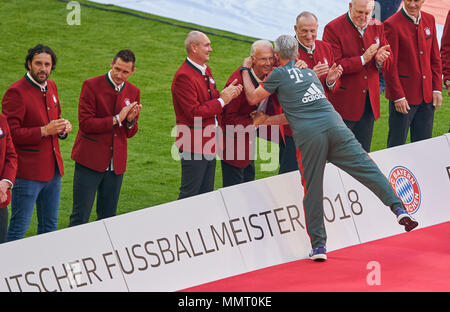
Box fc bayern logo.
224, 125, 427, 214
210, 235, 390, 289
388, 166, 421, 214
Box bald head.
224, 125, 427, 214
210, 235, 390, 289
351, 0, 374, 6
184, 31, 212, 65
349, 0, 375, 28
295, 11, 318, 25
184, 31, 207, 53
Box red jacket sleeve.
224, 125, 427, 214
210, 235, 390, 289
384, 20, 405, 101
1, 88, 42, 146
172, 72, 222, 120
430, 21, 443, 92
442, 11, 450, 82
0, 116, 17, 184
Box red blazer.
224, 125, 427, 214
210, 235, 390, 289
1, 75, 65, 181
383, 8, 442, 104
441, 10, 450, 84
171, 59, 222, 155
0, 114, 17, 208
297, 39, 341, 97
219, 67, 261, 168
71, 74, 140, 174
323, 13, 392, 121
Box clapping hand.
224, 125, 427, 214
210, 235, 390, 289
326, 63, 343, 85
220, 79, 243, 105
375, 45, 391, 65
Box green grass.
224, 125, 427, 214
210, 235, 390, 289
0, 0, 449, 238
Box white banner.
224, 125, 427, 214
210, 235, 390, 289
338, 135, 450, 243
0, 222, 127, 292
0, 135, 449, 291
103, 191, 247, 292
218, 170, 311, 271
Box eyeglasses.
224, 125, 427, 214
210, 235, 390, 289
254, 57, 274, 63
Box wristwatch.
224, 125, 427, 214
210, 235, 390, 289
445, 80, 450, 87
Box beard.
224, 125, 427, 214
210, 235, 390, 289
29, 69, 49, 84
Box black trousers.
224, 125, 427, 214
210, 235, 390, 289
0, 207, 7, 244
69, 162, 124, 227
178, 151, 216, 200
343, 93, 375, 153
387, 100, 434, 148
279, 135, 299, 174
221, 160, 255, 187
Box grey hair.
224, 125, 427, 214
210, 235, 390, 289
274, 35, 298, 60
184, 30, 205, 53
295, 11, 318, 24
250, 39, 273, 56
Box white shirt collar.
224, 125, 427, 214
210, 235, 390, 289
296, 36, 315, 54
26, 72, 47, 92
250, 68, 263, 83
187, 57, 207, 75
348, 12, 368, 36
108, 70, 125, 91
403, 5, 421, 24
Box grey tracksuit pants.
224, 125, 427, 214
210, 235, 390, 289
295, 125, 403, 249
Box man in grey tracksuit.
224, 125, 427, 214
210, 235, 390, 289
240, 35, 418, 261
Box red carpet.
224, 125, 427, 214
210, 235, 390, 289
181, 221, 450, 292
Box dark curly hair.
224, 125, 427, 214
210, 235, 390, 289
24, 44, 57, 71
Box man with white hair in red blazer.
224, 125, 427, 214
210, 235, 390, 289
323, 0, 392, 152
172, 30, 242, 199
383, 0, 442, 148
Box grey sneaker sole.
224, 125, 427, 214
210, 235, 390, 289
310, 253, 327, 261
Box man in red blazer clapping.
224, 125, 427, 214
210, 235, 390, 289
383, 0, 442, 147
1, 44, 72, 241
172, 31, 242, 199
69, 50, 142, 226
275, 11, 343, 173
323, 0, 392, 152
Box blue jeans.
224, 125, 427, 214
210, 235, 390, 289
7, 169, 61, 241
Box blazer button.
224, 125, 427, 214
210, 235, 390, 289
420, 51, 424, 55
362, 89, 366, 93
423, 75, 426, 79
364, 76, 368, 80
